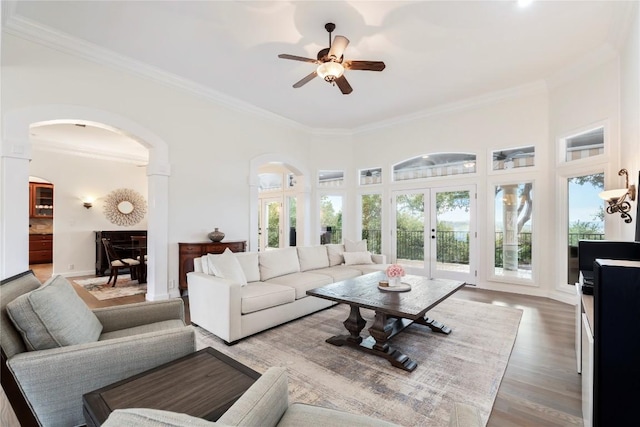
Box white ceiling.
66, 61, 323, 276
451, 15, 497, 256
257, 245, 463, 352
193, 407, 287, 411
3, 1, 635, 155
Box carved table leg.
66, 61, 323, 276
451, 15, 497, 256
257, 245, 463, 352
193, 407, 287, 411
326, 305, 367, 346
366, 312, 417, 372
416, 316, 452, 334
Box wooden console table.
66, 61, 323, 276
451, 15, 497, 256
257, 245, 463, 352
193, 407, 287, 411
178, 241, 246, 291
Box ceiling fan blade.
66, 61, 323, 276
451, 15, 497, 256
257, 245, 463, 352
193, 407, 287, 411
293, 71, 317, 88
278, 54, 319, 64
344, 60, 386, 71
328, 35, 349, 60
334, 75, 353, 95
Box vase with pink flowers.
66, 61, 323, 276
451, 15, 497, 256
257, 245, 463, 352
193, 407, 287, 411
385, 264, 405, 286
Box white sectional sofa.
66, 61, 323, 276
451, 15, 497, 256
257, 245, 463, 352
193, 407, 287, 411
187, 242, 387, 344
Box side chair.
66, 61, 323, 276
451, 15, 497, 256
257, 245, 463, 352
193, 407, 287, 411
102, 237, 141, 286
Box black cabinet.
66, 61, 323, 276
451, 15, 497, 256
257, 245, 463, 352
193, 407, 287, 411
592, 259, 640, 426
95, 230, 147, 276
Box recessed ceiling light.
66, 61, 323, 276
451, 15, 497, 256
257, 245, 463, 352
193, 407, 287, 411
518, 0, 534, 8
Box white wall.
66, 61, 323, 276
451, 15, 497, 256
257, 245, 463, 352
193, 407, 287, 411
620, 5, 640, 241
2, 17, 639, 302
29, 147, 148, 276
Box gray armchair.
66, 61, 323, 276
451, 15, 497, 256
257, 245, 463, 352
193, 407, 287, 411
0, 270, 196, 427
102, 367, 483, 427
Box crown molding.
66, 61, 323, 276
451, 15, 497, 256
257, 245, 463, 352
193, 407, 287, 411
3, 13, 311, 133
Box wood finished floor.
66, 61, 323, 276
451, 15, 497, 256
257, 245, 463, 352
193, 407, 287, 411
1, 265, 583, 426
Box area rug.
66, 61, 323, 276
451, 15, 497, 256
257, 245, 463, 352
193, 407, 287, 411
195, 298, 522, 427
74, 275, 146, 300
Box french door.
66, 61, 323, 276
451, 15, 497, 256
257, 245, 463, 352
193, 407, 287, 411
259, 197, 282, 251
391, 185, 476, 283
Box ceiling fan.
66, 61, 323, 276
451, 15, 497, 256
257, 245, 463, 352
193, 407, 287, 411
278, 23, 385, 95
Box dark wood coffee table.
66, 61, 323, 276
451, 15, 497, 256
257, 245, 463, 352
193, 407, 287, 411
307, 271, 465, 372
82, 347, 260, 426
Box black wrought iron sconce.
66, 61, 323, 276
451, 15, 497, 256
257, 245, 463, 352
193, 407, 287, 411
599, 169, 637, 223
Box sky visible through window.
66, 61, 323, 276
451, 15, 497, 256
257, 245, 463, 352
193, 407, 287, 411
569, 175, 604, 229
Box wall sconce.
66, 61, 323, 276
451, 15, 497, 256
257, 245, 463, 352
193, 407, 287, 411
599, 169, 636, 223
81, 196, 95, 209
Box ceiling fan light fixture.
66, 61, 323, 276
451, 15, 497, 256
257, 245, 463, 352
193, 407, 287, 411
317, 62, 344, 82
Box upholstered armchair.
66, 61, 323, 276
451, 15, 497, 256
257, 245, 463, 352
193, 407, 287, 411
0, 271, 196, 427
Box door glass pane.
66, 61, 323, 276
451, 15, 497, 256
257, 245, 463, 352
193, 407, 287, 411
396, 193, 424, 267
320, 195, 342, 244
494, 183, 533, 280
567, 173, 605, 284
266, 200, 280, 249
435, 191, 470, 273
288, 196, 297, 247
361, 194, 382, 254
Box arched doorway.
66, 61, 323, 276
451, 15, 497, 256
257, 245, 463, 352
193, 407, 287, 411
1, 105, 174, 300
249, 154, 310, 252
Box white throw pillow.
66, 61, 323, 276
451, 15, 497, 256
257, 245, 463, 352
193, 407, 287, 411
235, 252, 261, 283
325, 244, 345, 266
344, 239, 368, 252
297, 246, 330, 271
343, 251, 374, 265
206, 253, 221, 276
259, 247, 300, 281
210, 249, 247, 286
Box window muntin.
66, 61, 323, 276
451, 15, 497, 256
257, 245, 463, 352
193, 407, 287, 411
393, 153, 476, 181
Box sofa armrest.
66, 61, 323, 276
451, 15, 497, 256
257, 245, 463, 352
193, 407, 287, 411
187, 272, 243, 343
449, 402, 482, 427
372, 254, 387, 264
218, 367, 288, 427
93, 299, 186, 333
8, 327, 195, 427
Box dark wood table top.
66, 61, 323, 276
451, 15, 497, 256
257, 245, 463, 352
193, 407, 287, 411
307, 271, 465, 320
82, 347, 260, 426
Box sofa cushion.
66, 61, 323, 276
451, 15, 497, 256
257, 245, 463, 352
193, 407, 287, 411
241, 283, 296, 314
266, 272, 333, 300
297, 246, 330, 272
325, 244, 345, 266
344, 239, 367, 252
235, 252, 261, 283
259, 247, 300, 281
353, 263, 389, 275
209, 249, 248, 286
343, 251, 374, 265
311, 266, 363, 282
6, 275, 103, 351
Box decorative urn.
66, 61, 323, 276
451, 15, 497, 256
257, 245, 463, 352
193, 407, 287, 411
208, 228, 225, 242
